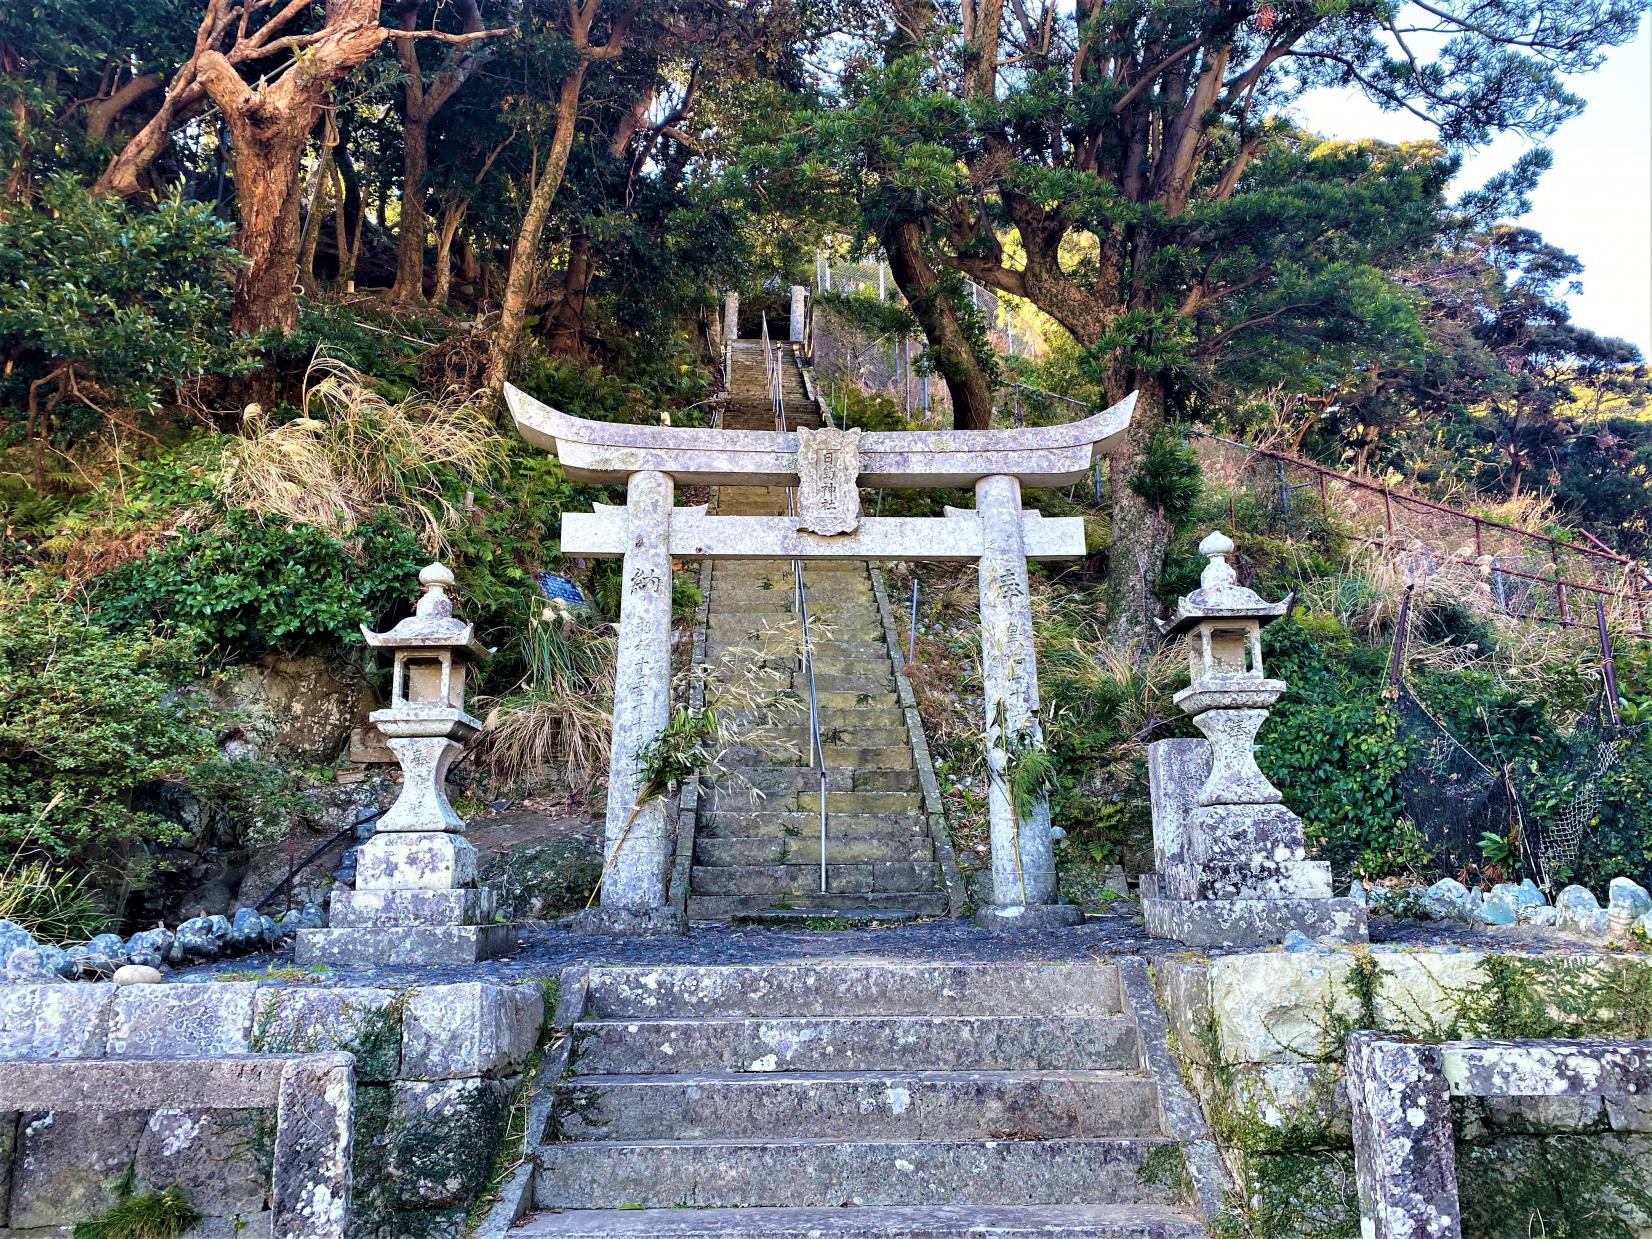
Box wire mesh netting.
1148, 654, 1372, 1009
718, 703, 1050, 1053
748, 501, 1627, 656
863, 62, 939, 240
1396, 670, 1652, 891
1393, 681, 1521, 879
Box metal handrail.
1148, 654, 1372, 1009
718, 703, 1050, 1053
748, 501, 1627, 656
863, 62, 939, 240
761, 311, 831, 894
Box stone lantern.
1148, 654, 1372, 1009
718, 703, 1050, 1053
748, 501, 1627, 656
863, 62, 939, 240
296, 564, 514, 965
1139, 532, 1367, 947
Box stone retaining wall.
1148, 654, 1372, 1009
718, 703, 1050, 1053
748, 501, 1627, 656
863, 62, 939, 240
0, 978, 545, 1237
1155, 948, 1652, 1237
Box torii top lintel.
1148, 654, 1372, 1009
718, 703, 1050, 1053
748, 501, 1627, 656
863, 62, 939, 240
504, 385, 1137, 488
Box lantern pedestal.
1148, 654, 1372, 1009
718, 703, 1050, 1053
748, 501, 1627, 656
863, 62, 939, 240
1140, 534, 1367, 949
296, 563, 513, 966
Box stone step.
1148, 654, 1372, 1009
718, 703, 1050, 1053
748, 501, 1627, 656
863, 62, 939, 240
705, 766, 919, 796
684, 892, 951, 920
714, 725, 911, 750
533, 1136, 1178, 1210
718, 744, 914, 770
571, 1014, 1139, 1074
511, 1203, 1204, 1238
689, 861, 941, 896
808, 672, 900, 693
799, 790, 924, 814
708, 622, 888, 645
698, 811, 927, 839
582, 963, 1125, 1019
695, 835, 933, 866
720, 707, 911, 735
553, 1069, 1162, 1141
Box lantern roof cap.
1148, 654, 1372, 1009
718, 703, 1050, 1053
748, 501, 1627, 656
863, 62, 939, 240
362, 561, 491, 659
1157, 530, 1289, 636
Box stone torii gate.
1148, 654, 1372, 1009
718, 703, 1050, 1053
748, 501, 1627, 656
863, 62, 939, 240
504, 384, 1136, 933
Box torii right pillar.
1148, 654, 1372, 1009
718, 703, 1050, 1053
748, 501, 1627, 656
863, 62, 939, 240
1140, 531, 1367, 948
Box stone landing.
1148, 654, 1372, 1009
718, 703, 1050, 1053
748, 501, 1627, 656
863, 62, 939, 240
511, 961, 1212, 1237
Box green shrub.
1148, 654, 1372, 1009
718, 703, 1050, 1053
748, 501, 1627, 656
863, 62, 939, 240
1129, 428, 1202, 522
0, 177, 253, 451
91, 509, 423, 660
0, 584, 213, 881
1259, 617, 1431, 879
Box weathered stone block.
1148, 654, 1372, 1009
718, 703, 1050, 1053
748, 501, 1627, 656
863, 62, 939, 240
355, 831, 479, 891
1148, 738, 1210, 875
1142, 892, 1366, 950
253, 986, 403, 1080
107, 982, 256, 1057
400, 982, 542, 1080
1207, 953, 1357, 1064
132, 1108, 271, 1219
294, 924, 514, 967
386, 1078, 511, 1208
0, 984, 114, 1059
330, 887, 494, 928
8, 1109, 147, 1227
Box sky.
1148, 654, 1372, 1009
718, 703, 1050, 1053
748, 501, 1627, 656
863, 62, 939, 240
1292, 13, 1652, 358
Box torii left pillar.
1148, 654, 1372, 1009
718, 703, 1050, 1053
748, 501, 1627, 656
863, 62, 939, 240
571, 469, 687, 935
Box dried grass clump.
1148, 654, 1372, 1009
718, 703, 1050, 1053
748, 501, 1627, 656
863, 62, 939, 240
218, 354, 505, 551
480, 599, 617, 788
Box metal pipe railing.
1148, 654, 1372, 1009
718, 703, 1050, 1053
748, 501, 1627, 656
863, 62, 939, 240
762, 312, 831, 894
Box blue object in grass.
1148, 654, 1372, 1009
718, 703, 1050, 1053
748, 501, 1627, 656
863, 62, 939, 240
535, 572, 585, 605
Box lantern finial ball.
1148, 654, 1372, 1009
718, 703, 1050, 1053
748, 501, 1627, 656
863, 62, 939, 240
419, 562, 455, 588
1198, 530, 1235, 560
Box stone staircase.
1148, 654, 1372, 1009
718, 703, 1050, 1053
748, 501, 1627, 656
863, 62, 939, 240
686, 341, 948, 921
514, 961, 1206, 1237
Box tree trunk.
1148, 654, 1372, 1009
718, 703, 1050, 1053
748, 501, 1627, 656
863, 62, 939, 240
336, 141, 363, 289
884, 220, 996, 430
1101, 373, 1169, 656
431, 198, 467, 306
485, 64, 588, 388
545, 230, 596, 354
298, 142, 335, 291
389, 115, 430, 300
222, 114, 312, 333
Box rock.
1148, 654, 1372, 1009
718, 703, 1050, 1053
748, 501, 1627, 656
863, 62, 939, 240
1425, 878, 1471, 920
65, 944, 118, 979
86, 932, 127, 960
1554, 885, 1600, 931
1579, 909, 1612, 941
1281, 930, 1317, 953
1479, 888, 1519, 926
1607, 877, 1652, 937
1516, 879, 1547, 907
334, 845, 360, 886
127, 951, 164, 969
279, 904, 325, 937
1346, 882, 1368, 907
172, 914, 230, 961
1462, 887, 1485, 922
6, 946, 68, 983
259, 914, 281, 947
203, 653, 365, 764
1520, 905, 1559, 927
0, 919, 35, 958
1638, 910, 1652, 939
112, 964, 164, 986
225, 906, 265, 952
125, 927, 174, 960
